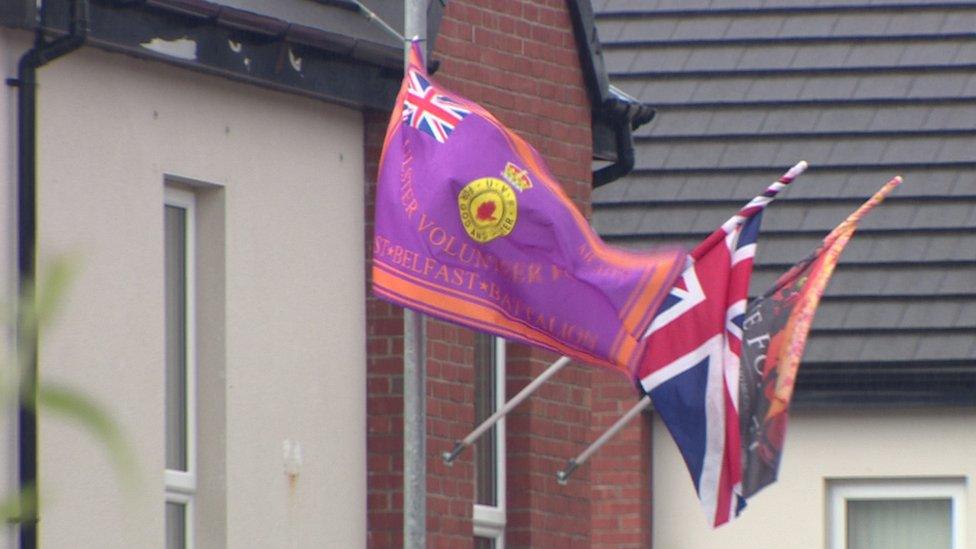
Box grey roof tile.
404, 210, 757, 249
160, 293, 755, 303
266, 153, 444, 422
956, 303, 976, 327
798, 76, 860, 100
841, 302, 910, 329
804, 335, 866, 362
922, 106, 976, 131
936, 137, 976, 163
950, 172, 976, 194
964, 74, 976, 95
910, 203, 974, 229
850, 74, 916, 98
721, 141, 783, 167
845, 44, 906, 67
825, 139, 889, 165
941, 12, 976, 34
690, 78, 753, 102
952, 41, 976, 63
725, 16, 783, 39
886, 11, 946, 34
908, 73, 972, 97
920, 234, 976, 262
905, 301, 967, 329
590, 208, 644, 235
794, 44, 854, 68
643, 111, 714, 136
938, 269, 976, 294
811, 301, 850, 328
914, 334, 975, 361
597, 20, 626, 41
814, 108, 874, 132
603, 49, 640, 73
781, 14, 840, 37
869, 106, 929, 132
833, 13, 891, 35
858, 334, 920, 362
739, 45, 805, 69
674, 17, 732, 39
883, 270, 946, 295
687, 46, 748, 70
879, 138, 942, 165
899, 42, 968, 65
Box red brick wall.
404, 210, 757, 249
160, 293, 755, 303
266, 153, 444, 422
365, 1, 652, 547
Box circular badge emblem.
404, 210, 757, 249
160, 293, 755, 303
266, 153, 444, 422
458, 177, 518, 243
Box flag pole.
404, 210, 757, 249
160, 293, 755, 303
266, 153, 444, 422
402, 3, 426, 548
443, 355, 572, 464
557, 395, 652, 484
555, 160, 809, 484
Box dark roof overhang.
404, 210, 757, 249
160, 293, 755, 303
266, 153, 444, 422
566, 0, 655, 187
0, 0, 447, 111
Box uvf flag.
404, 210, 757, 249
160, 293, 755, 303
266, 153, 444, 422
636, 162, 806, 527
739, 176, 902, 498
372, 41, 686, 374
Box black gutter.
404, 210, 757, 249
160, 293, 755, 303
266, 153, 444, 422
593, 89, 654, 188
7, 1, 88, 547
565, 0, 656, 188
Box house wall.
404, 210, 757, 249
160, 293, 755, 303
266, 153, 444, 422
652, 408, 976, 548
0, 29, 366, 548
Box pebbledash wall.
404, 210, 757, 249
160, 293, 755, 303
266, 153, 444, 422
365, 0, 651, 547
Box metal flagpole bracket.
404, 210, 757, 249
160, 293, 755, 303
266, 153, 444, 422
442, 441, 464, 466
351, 0, 407, 43
556, 460, 578, 486
442, 355, 572, 465
555, 395, 653, 484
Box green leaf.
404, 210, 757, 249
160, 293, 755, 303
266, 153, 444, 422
38, 384, 138, 490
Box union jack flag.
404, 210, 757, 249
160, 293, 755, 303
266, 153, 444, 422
636, 162, 806, 527
402, 69, 470, 143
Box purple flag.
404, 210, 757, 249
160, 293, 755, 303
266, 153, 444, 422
372, 42, 686, 375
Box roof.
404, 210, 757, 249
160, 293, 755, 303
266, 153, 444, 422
0, 0, 448, 110
592, 0, 976, 406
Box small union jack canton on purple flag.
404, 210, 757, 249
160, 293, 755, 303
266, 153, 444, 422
372, 41, 686, 375
402, 69, 470, 143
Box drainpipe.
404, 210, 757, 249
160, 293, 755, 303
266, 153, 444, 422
8, 1, 88, 547
593, 94, 655, 188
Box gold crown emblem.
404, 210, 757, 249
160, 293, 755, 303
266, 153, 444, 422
502, 162, 532, 192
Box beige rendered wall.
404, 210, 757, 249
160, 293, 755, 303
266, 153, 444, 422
0, 30, 366, 548
652, 407, 976, 549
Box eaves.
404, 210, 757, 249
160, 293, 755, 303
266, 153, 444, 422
0, 0, 446, 111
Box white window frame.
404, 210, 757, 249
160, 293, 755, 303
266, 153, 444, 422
473, 337, 506, 548
828, 477, 966, 549
164, 187, 196, 549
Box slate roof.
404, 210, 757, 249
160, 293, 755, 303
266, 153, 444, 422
592, 0, 976, 405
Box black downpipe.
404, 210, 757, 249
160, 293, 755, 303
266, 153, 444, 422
9, 1, 88, 547
592, 101, 654, 188
592, 117, 636, 188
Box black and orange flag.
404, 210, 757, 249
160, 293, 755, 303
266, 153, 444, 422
738, 176, 902, 499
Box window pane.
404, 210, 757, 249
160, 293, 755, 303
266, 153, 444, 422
474, 535, 497, 549
165, 205, 188, 471
165, 501, 186, 549
473, 332, 497, 507
847, 498, 951, 549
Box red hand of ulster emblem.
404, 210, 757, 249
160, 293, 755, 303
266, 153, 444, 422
476, 200, 497, 221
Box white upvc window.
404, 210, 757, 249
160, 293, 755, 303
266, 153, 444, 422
828, 477, 966, 549
473, 335, 506, 549
164, 187, 196, 549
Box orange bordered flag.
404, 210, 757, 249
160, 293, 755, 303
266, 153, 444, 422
371, 41, 686, 375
